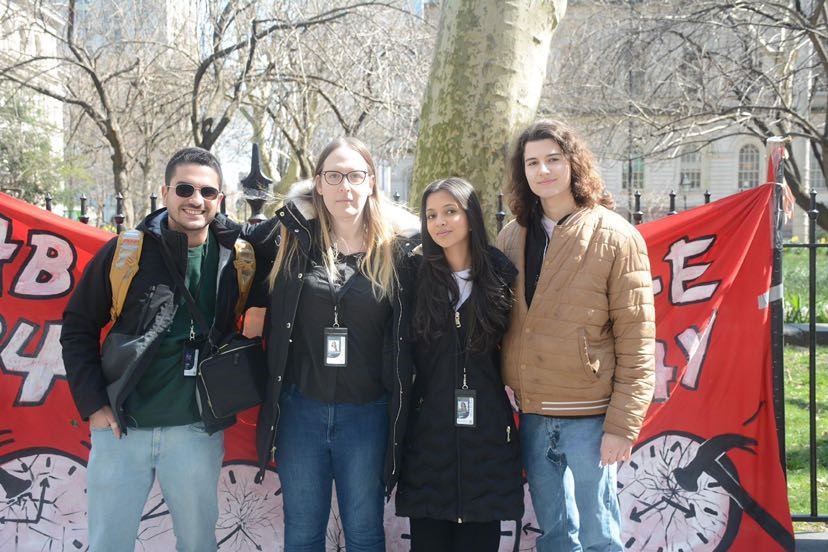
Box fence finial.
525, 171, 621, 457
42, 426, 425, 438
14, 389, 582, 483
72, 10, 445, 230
240, 143, 273, 224
115, 193, 125, 234
633, 190, 643, 225
79, 194, 89, 224
496, 191, 505, 232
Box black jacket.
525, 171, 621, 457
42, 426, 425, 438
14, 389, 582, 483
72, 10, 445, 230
395, 247, 524, 523
60, 209, 245, 434
244, 184, 420, 493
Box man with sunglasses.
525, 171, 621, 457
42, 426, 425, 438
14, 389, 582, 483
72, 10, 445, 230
61, 147, 247, 551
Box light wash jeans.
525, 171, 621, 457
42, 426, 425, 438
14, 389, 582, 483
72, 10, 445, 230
520, 414, 622, 552
87, 422, 224, 552
276, 385, 388, 552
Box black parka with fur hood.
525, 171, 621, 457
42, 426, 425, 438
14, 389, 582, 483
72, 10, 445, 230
244, 181, 420, 494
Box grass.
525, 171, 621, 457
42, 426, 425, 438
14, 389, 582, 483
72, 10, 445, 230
783, 246, 828, 532
784, 345, 828, 532
783, 248, 828, 322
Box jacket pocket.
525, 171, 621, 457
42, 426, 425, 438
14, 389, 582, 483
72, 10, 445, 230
577, 327, 600, 382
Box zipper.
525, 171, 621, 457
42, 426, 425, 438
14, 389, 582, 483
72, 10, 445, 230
507, 425, 511, 443
269, 209, 308, 465
391, 290, 404, 477
197, 372, 217, 416
213, 341, 260, 355
455, 311, 461, 328
454, 316, 463, 524
270, 403, 281, 463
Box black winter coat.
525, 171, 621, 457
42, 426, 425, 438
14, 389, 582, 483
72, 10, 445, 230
60, 210, 245, 434
395, 247, 524, 523
243, 189, 420, 491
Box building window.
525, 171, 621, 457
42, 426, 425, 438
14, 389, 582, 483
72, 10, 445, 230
680, 151, 701, 189
622, 156, 645, 190
809, 149, 825, 189
738, 144, 761, 189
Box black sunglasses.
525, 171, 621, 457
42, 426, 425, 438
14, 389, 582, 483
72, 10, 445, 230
169, 183, 221, 200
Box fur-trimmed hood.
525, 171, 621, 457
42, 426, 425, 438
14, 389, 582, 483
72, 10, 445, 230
284, 179, 420, 238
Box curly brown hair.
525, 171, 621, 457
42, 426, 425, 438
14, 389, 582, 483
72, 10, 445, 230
507, 119, 614, 227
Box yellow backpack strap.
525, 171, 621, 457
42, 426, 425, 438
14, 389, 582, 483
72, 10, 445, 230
233, 238, 256, 317
109, 229, 144, 323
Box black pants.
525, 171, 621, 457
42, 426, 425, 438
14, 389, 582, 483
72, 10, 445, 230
409, 518, 501, 552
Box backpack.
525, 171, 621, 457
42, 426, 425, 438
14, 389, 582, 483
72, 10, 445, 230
108, 229, 256, 323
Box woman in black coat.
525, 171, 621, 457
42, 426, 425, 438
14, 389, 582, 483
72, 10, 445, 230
244, 137, 420, 551
396, 178, 524, 552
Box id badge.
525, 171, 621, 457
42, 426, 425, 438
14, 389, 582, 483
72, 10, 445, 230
455, 389, 476, 427
182, 340, 200, 376
324, 327, 348, 367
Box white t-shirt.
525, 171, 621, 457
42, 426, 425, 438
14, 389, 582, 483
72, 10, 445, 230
542, 215, 557, 238
452, 269, 472, 310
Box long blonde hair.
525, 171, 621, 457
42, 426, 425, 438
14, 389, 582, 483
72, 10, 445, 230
267, 137, 398, 299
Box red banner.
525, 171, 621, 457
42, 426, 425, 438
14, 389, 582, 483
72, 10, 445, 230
0, 185, 792, 551
621, 183, 793, 551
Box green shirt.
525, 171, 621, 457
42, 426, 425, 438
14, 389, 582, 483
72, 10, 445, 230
124, 230, 219, 427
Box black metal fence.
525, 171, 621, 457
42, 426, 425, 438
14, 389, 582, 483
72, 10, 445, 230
782, 189, 826, 523
32, 184, 826, 522
40, 186, 713, 234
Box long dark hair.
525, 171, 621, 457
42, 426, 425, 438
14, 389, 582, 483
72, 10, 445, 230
507, 119, 614, 227
411, 178, 512, 352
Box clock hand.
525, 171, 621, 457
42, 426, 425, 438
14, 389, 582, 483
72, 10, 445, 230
673, 434, 793, 551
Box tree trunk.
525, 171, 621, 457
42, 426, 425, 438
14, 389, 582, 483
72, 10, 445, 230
784, 167, 828, 232
410, 0, 566, 224
110, 151, 134, 228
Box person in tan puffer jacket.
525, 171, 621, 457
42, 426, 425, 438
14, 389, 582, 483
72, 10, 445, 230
496, 119, 655, 552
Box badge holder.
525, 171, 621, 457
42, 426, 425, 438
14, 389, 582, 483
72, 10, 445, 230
183, 321, 202, 376
324, 306, 348, 367
455, 349, 476, 427
455, 388, 476, 427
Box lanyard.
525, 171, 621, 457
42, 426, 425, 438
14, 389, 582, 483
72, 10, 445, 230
324, 255, 359, 328
455, 306, 473, 390
187, 241, 209, 340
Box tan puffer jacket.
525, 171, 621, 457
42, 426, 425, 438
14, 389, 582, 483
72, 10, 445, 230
496, 206, 655, 442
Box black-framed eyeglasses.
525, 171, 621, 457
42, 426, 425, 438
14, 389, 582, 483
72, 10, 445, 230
320, 170, 369, 186
168, 183, 221, 200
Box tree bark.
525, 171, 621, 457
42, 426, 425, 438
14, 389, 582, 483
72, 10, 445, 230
110, 150, 134, 227
410, 0, 566, 222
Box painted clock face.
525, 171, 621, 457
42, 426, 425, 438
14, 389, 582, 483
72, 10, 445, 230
0, 450, 89, 551
134, 462, 284, 551
617, 432, 741, 552
215, 463, 283, 550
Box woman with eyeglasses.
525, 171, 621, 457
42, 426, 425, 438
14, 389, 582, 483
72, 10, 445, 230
395, 178, 523, 552
244, 137, 419, 551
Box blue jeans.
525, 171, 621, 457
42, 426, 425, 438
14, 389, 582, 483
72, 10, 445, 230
87, 422, 224, 552
520, 414, 622, 552
276, 385, 388, 552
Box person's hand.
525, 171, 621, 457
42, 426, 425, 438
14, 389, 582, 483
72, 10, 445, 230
600, 433, 632, 466
242, 307, 266, 338
89, 406, 122, 439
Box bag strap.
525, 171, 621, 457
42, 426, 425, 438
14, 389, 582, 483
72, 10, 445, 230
233, 238, 256, 317
158, 238, 213, 343
109, 229, 144, 323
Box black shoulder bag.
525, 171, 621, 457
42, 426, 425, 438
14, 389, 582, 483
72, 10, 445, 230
161, 240, 266, 418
